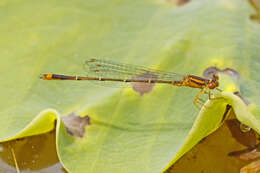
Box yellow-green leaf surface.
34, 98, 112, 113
0, 0, 259, 173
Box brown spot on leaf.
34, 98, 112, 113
131, 73, 157, 96
203, 66, 240, 80
226, 119, 256, 148
222, 68, 240, 80
203, 67, 220, 79
62, 113, 91, 138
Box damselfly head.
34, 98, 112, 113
212, 73, 219, 81
40, 74, 53, 80
208, 74, 219, 89
39, 74, 46, 79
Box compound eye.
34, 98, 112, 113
212, 73, 219, 80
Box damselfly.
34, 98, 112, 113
40, 58, 222, 109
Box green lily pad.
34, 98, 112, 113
0, 0, 259, 173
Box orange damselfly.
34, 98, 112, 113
40, 58, 221, 109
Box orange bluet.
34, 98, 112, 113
40, 58, 222, 109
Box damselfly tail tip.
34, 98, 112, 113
39, 74, 51, 80
39, 74, 44, 79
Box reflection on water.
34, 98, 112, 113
0, 130, 67, 173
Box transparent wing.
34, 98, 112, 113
83, 58, 186, 95
84, 58, 184, 83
